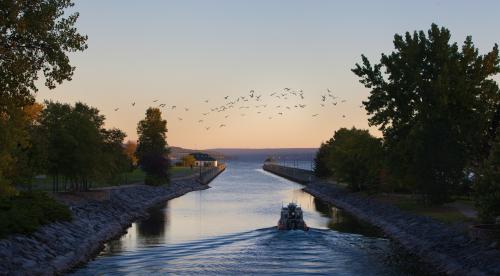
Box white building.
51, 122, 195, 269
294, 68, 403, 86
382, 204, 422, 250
190, 153, 218, 167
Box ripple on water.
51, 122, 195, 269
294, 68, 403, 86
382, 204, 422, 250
72, 228, 405, 275
70, 162, 423, 275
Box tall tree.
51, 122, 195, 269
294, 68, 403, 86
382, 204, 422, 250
99, 128, 131, 183
352, 24, 500, 203
40, 101, 129, 191
136, 108, 170, 186
0, 0, 87, 195
326, 128, 383, 191
123, 140, 138, 167
314, 139, 334, 178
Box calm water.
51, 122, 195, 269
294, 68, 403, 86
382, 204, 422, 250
72, 162, 418, 275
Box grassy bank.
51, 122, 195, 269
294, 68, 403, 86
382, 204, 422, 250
28, 166, 197, 191
362, 193, 477, 224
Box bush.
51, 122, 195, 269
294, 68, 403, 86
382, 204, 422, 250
0, 191, 72, 239
144, 174, 169, 186
474, 135, 500, 223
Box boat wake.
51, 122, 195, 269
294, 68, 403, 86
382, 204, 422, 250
72, 227, 402, 275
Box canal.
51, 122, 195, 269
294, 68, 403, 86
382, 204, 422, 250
72, 161, 421, 275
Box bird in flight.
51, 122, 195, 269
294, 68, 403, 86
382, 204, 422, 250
219, 124, 226, 128
178, 117, 183, 121
342, 115, 346, 118
321, 95, 326, 102
159, 103, 166, 108
204, 99, 209, 103
225, 115, 230, 118
278, 112, 283, 116
153, 100, 158, 103
320, 104, 325, 107
114, 108, 119, 111
131, 102, 135, 106
224, 96, 229, 100
198, 120, 204, 123
312, 114, 319, 117
205, 127, 210, 130
171, 105, 177, 109
202, 112, 209, 116
341, 99, 346, 103
185, 108, 189, 111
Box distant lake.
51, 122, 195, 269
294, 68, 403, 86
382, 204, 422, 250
72, 161, 424, 275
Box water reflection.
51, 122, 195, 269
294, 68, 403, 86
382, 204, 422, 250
137, 205, 167, 237
74, 161, 412, 275
313, 198, 382, 237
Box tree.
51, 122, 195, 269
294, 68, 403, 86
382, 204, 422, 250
10, 103, 48, 190
39, 101, 129, 191
326, 128, 383, 192
474, 134, 500, 223
314, 139, 334, 178
136, 108, 170, 186
0, 0, 87, 195
182, 154, 196, 167
352, 24, 500, 204
99, 128, 131, 183
123, 140, 138, 167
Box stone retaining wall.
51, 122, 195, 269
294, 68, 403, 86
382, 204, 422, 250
198, 164, 226, 184
263, 163, 314, 184
0, 179, 208, 275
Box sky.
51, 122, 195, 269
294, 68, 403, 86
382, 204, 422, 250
35, 0, 500, 149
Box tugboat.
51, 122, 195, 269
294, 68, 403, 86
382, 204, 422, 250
277, 202, 309, 231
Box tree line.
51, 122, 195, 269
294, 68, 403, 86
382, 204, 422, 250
0, 0, 171, 195
314, 24, 500, 223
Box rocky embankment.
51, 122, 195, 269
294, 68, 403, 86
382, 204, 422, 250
264, 164, 500, 275
0, 179, 208, 276
305, 182, 500, 275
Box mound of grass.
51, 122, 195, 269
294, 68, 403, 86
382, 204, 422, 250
0, 191, 72, 239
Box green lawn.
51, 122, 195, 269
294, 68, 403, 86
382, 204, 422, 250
27, 166, 198, 191
367, 193, 477, 224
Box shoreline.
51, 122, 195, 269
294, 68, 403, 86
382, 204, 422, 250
0, 179, 209, 275
264, 164, 500, 275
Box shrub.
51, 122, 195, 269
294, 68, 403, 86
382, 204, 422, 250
474, 135, 500, 223
0, 191, 72, 238
144, 174, 168, 186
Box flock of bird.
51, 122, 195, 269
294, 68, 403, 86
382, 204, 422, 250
114, 88, 358, 131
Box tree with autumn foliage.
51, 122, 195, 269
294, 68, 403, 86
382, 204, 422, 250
0, 0, 87, 195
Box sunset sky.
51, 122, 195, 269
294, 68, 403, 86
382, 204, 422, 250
35, 0, 500, 149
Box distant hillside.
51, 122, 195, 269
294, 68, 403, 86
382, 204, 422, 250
206, 148, 318, 161
169, 147, 317, 162
169, 147, 225, 160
